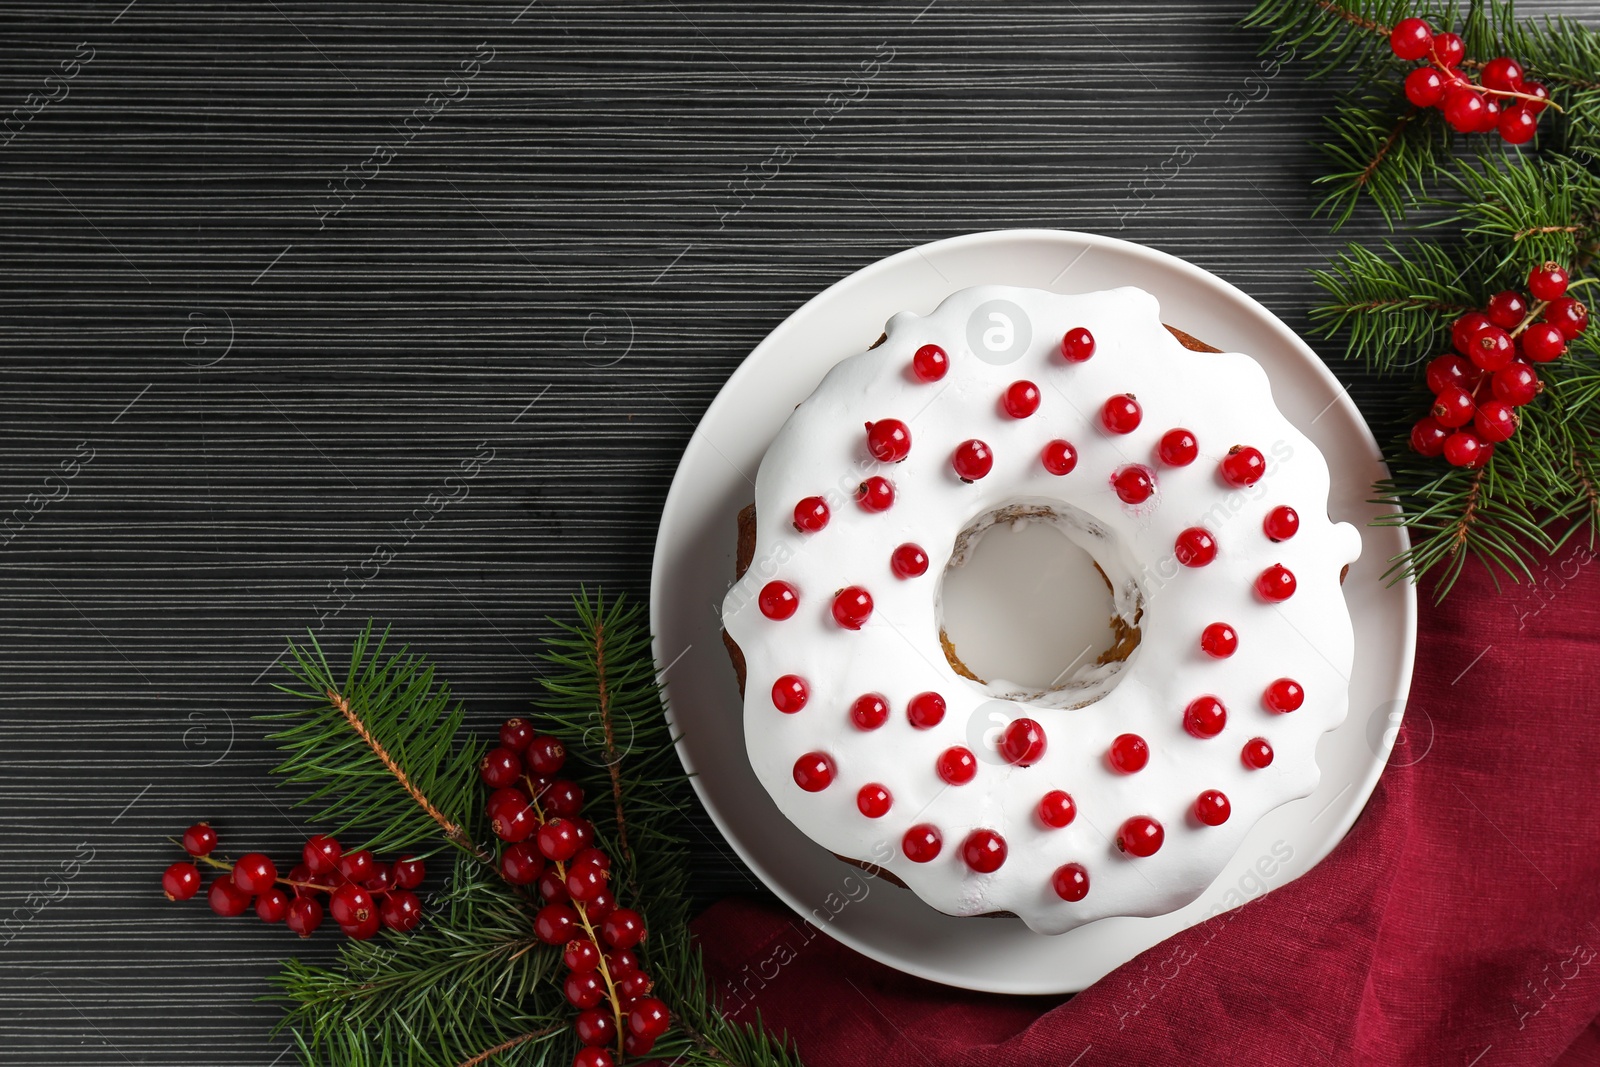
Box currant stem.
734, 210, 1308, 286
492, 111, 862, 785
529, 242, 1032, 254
178, 841, 363, 895
1510, 299, 1553, 340
1426, 58, 1566, 113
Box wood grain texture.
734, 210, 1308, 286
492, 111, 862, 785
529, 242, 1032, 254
0, 1, 1594, 1061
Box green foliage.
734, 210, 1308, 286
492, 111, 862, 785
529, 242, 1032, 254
1309, 240, 1477, 370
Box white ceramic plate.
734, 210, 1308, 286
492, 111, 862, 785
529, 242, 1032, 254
649, 229, 1417, 995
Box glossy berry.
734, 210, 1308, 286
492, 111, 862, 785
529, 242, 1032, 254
232, 853, 278, 895
865, 419, 912, 462
1546, 297, 1589, 339
1117, 816, 1165, 857
758, 580, 799, 621
393, 855, 425, 889
601, 908, 646, 950
1242, 737, 1274, 770
628, 997, 671, 1040
1101, 394, 1142, 434
902, 824, 943, 862
489, 796, 536, 843
1256, 564, 1297, 602
856, 476, 895, 512
952, 439, 994, 481
1404, 67, 1446, 107
1003, 380, 1041, 418
1486, 292, 1530, 330
1200, 622, 1238, 659
162, 861, 202, 901
564, 969, 606, 1009
1052, 863, 1090, 902
1195, 790, 1232, 826
380, 890, 423, 932
1061, 326, 1096, 362
182, 822, 217, 858
302, 834, 341, 874
1492, 363, 1540, 406
1388, 16, 1432, 60
832, 586, 873, 629
891, 542, 928, 579
1452, 312, 1492, 355
1042, 439, 1078, 475
534, 902, 578, 944
479, 746, 522, 789
1038, 790, 1076, 828
1431, 31, 1465, 68
342, 910, 381, 941
850, 692, 888, 730
1522, 322, 1567, 363
1529, 262, 1570, 301
1183, 696, 1226, 739
565, 860, 607, 905
1474, 399, 1518, 443
1108, 733, 1149, 773
501, 842, 544, 884
1000, 718, 1047, 765
913, 343, 949, 381
1431, 385, 1475, 428
961, 829, 1007, 873
564, 937, 601, 972
1411, 416, 1450, 457
363, 860, 394, 893
936, 746, 978, 785
793, 496, 830, 532
1265, 678, 1304, 713
1425, 353, 1474, 393
338, 850, 375, 884
1481, 56, 1524, 92
1476, 98, 1503, 136
1443, 87, 1486, 133
1264, 505, 1299, 542
1523, 81, 1552, 114
1220, 446, 1265, 487
857, 783, 892, 818
1158, 428, 1198, 466
286, 896, 323, 937
330, 884, 374, 927
1446, 431, 1487, 468
907, 691, 946, 729
771, 674, 808, 713
792, 752, 835, 792
574, 1008, 616, 1048
536, 869, 569, 905
1468, 326, 1515, 371
575, 1049, 616, 1067
1112, 464, 1156, 504
618, 968, 653, 1003
525, 735, 567, 776
546, 780, 586, 820
536, 818, 582, 862
1174, 527, 1217, 567
496, 718, 535, 754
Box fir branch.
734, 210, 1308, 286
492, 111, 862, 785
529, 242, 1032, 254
1442, 155, 1600, 271
1316, 88, 1447, 227
1242, 0, 1444, 76
455, 1028, 561, 1067
1310, 239, 1478, 368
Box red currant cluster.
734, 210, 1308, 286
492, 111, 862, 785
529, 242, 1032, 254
1411, 262, 1589, 467
1390, 16, 1552, 141
162, 821, 426, 939
483, 717, 670, 1067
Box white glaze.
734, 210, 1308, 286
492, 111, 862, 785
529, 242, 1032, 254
720, 285, 1362, 935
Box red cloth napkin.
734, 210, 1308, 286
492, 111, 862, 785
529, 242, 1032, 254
690, 544, 1600, 1065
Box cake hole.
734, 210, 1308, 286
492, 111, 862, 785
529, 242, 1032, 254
937, 506, 1141, 705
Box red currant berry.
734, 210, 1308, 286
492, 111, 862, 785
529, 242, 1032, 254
535, 902, 578, 944
537, 818, 582, 862
952, 439, 993, 481
286, 896, 323, 937
1404, 66, 1446, 107
1444, 431, 1484, 468
480, 746, 523, 789
1052, 863, 1090, 902
1112, 464, 1156, 504
564, 969, 606, 1010
544, 777, 584, 816
1431, 31, 1465, 68
619, 965, 656, 997
574, 1047, 616, 1067
525, 735, 567, 776
936, 746, 977, 785
1474, 399, 1518, 443
1469, 440, 1496, 469
1492, 363, 1540, 406
1487, 291, 1530, 330
1061, 326, 1096, 362
380, 890, 423, 932
912, 343, 949, 382
1117, 816, 1164, 857
1443, 87, 1485, 132
890, 542, 929, 579
1183, 695, 1227, 739
1195, 790, 1231, 826
573, 847, 610, 873
574, 1007, 616, 1048
536, 868, 569, 904
1242, 737, 1274, 769
1220, 446, 1265, 487
1038, 790, 1077, 828
602, 908, 647, 950
907, 691, 946, 729
849, 692, 888, 730
182, 822, 217, 858
1388, 16, 1432, 60
1481, 56, 1525, 92
1108, 733, 1149, 773
1042, 439, 1078, 475
1499, 104, 1539, 144
1256, 564, 1297, 601
856, 476, 895, 512
302, 834, 341, 874
999, 718, 1047, 766
564, 937, 601, 972
1158, 428, 1198, 466
1476, 97, 1503, 135
1003, 380, 1041, 418
1522, 322, 1567, 362
1546, 297, 1590, 339
758, 580, 799, 621
771, 674, 808, 713
1263, 505, 1299, 541
628, 997, 671, 1039
1452, 312, 1492, 355
902, 824, 943, 862
857, 783, 892, 818
1530, 262, 1571, 301
1174, 527, 1217, 567
1430, 385, 1475, 428
792, 752, 835, 792
865, 419, 912, 462
793, 496, 830, 532
338, 850, 375, 884
1100, 394, 1142, 434
489, 796, 536, 843
1425, 353, 1474, 393
498, 717, 535, 752
341, 909, 382, 941
961, 829, 1007, 873
1523, 81, 1551, 114
832, 585, 873, 629
162, 861, 202, 901
1411, 416, 1450, 457
1469, 326, 1515, 370
232, 853, 278, 895
393, 855, 425, 889
565, 860, 609, 903
329, 884, 374, 927
1201, 622, 1238, 659
500, 841, 544, 884
1265, 678, 1304, 713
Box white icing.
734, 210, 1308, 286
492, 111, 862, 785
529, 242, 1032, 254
720, 285, 1362, 935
